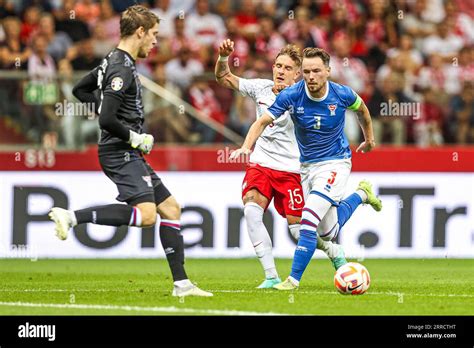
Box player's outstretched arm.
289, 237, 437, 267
215, 39, 239, 90
354, 100, 376, 153
229, 113, 274, 160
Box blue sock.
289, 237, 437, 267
289, 229, 317, 282
337, 193, 363, 227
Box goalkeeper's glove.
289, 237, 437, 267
128, 130, 154, 154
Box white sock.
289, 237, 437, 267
128, 207, 143, 227
69, 210, 78, 227
244, 203, 278, 279
288, 224, 300, 240
288, 276, 299, 286
174, 279, 192, 287
317, 235, 339, 259
356, 189, 368, 203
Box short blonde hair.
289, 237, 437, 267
275, 44, 302, 67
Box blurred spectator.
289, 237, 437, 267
54, 0, 91, 42
169, 16, 201, 57
0, 0, 472, 147
90, 22, 115, 58
164, 46, 204, 92
151, 0, 175, 39
257, 0, 277, 19
222, 16, 249, 72
37, 13, 73, 62
455, 46, 474, 85
241, 54, 269, 79
329, 31, 369, 144
448, 81, 474, 144
74, 0, 101, 25
413, 88, 445, 146
57, 58, 77, 148
400, 0, 437, 50
0, 0, 16, 19
361, 0, 397, 70
330, 31, 369, 95
327, 1, 355, 40
189, 75, 225, 143
20, 5, 41, 44
454, 0, 474, 21
21, 0, 54, 12
185, 0, 226, 47
421, 19, 464, 61
235, 0, 259, 39
230, 55, 269, 137
417, 53, 460, 100
419, 0, 445, 23
89, 0, 120, 45
319, 0, 360, 23
152, 16, 203, 66
255, 16, 286, 65
0, 16, 31, 69
386, 34, 423, 74
368, 73, 412, 145
166, 0, 195, 17
376, 52, 418, 101
285, 0, 318, 13
444, 0, 474, 45
26, 33, 58, 142
110, 0, 148, 13
27, 33, 56, 81
279, 6, 329, 51
0, 16, 28, 123
70, 39, 102, 70
58, 58, 99, 148
145, 64, 195, 143
213, 0, 233, 18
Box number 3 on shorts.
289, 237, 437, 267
327, 171, 337, 185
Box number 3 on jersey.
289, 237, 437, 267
314, 116, 321, 130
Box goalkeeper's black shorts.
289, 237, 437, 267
98, 147, 171, 206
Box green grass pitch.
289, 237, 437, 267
0, 259, 473, 315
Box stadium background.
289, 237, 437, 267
0, 0, 473, 261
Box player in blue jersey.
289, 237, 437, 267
230, 47, 382, 289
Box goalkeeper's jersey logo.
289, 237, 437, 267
142, 176, 152, 188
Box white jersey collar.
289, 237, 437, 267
304, 81, 329, 101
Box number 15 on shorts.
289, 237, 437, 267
288, 188, 303, 209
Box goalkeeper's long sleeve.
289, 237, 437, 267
73, 68, 131, 142
72, 69, 99, 109
98, 94, 130, 142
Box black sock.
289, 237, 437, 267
75, 204, 134, 226
159, 222, 187, 282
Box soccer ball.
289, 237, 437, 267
334, 262, 370, 295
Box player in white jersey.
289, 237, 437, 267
215, 39, 347, 288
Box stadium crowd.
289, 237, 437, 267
0, 0, 473, 147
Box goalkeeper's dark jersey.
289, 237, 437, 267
89, 48, 145, 148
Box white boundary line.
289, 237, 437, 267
0, 301, 291, 316
0, 288, 472, 298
